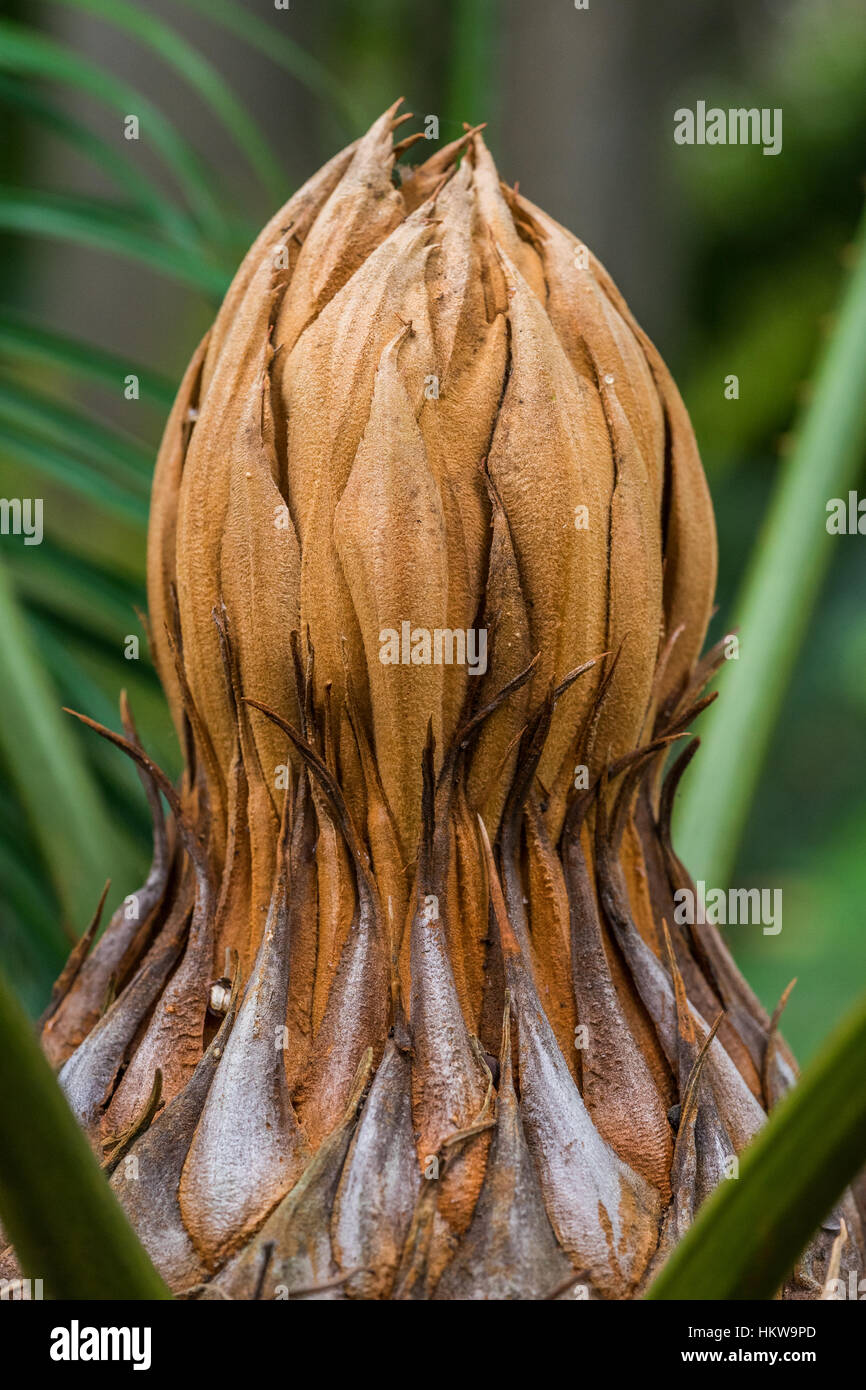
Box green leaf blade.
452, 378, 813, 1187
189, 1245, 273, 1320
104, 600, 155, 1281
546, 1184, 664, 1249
0, 556, 142, 928
0, 18, 225, 243
677, 206, 866, 886
0, 427, 149, 527
0, 187, 231, 295
0, 73, 193, 242
47, 0, 289, 207
0, 375, 154, 483
0, 313, 176, 408
646, 989, 866, 1299
0, 970, 171, 1298
176, 0, 364, 132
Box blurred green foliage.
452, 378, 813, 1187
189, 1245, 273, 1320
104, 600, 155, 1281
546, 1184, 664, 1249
668, 2, 866, 1058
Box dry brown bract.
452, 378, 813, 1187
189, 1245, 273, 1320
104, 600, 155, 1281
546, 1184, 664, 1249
29, 102, 865, 1300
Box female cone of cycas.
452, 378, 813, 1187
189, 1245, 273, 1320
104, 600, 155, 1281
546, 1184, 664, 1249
34, 103, 864, 1299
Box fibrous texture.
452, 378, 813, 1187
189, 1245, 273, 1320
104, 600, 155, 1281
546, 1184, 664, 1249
27, 104, 864, 1300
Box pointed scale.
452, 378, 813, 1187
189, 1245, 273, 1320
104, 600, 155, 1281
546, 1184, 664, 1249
284, 215, 438, 779
58, 878, 193, 1142
434, 1004, 573, 1300
445, 784, 489, 1033
178, 136, 360, 845
57, 712, 218, 1141
282, 776, 319, 1092
650, 1011, 727, 1274
43, 697, 172, 1068
331, 1033, 420, 1299
468, 134, 545, 301
494, 670, 595, 1077
480, 819, 660, 1298
201, 138, 357, 399
343, 681, 409, 973
103, 834, 214, 1139
246, 703, 390, 1152
466, 469, 533, 839
176, 224, 305, 847
654, 746, 767, 1098
219, 349, 301, 832
308, 778, 356, 1036
659, 746, 796, 1100
409, 751, 492, 1240
662, 924, 734, 1210
110, 973, 241, 1292
592, 375, 664, 786
614, 296, 717, 713
594, 807, 766, 1153
418, 161, 508, 745
485, 250, 613, 810
524, 797, 578, 1073
562, 816, 674, 1197
147, 332, 210, 752
509, 190, 666, 516
208, 1053, 373, 1300
334, 321, 449, 859
178, 795, 309, 1269
274, 101, 408, 353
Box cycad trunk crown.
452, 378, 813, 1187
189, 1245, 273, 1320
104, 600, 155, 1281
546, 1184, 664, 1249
36, 103, 863, 1300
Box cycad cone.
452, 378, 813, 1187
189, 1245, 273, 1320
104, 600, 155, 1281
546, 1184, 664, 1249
36, 103, 864, 1300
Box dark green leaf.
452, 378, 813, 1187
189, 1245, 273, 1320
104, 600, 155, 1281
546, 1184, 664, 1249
177, 0, 364, 131
47, 0, 288, 207
0, 18, 225, 243
677, 207, 866, 884
0, 313, 176, 407
446, 0, 500, 131
0, 823, 67, 967
4, 540, 146, 642
0, 425, 149, 526
646, 989, 866, 1299
0, 376, 154, 485
0, 555, 142, 928
0, 73, 193, 241
0, 969, 171, 1298
0, 187, 230, 295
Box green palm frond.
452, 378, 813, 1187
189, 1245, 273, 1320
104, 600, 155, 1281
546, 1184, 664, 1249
0, 313, 176, 406
647, 987, 866, 1299
47, 0, 289, 207
0, 556, 143, 927
0, 19, 224, 241
0, 187, 231, 293
176, 0, 366, 131
677, 206, 866, 884
0, 971, 171, 1299
0, 74, 191, 236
